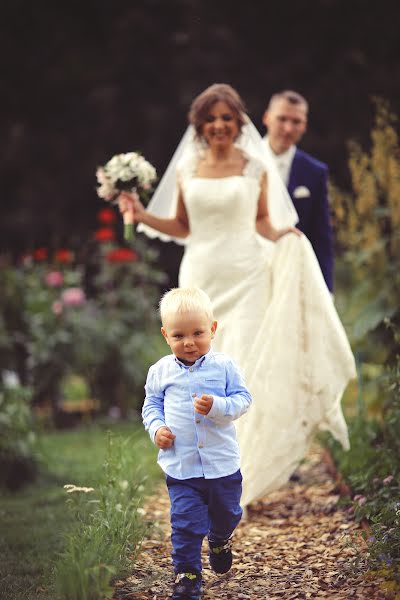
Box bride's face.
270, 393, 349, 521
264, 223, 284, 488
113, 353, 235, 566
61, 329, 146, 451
201, 101, 239, 149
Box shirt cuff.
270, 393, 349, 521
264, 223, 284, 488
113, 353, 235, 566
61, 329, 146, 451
206, 395, 227, 420
149, 419, 167, 443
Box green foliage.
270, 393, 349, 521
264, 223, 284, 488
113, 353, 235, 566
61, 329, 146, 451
324, 323, 400, 581
0, 379, 37, 490
70, 238, 168, 415
325, 101, 400, 585
54, 431, 148, 600
331, 98, 400, 371
0, 422, 160, 600
60, 374, 90, 402
0, 234, 167, 419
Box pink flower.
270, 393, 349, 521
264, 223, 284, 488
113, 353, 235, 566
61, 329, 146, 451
21, 253, 33, 267
383, 475, 394, 485
353, 494, 367, 506
52, 300, 63, 315
45, 271, 64, 287
61, 287, 86, 307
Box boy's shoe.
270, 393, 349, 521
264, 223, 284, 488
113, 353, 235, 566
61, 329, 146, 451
208, 536, 233, 574
172, 571, 202, 599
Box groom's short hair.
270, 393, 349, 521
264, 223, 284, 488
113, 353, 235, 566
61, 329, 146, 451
267, 90, 308, 113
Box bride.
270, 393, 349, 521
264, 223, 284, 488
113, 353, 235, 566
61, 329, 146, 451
119, 83, 356, 507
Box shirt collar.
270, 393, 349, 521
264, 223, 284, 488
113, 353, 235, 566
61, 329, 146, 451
264, 136, 296, 165
174, 348, 214, 369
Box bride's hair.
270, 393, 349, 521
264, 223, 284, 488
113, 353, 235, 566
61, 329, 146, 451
159, 287, 214, 325
188, 83, 247, 138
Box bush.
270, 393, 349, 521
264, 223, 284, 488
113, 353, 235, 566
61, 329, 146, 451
325, 100, 400, 587
0, 377, 37, 490
0, 211, 168, 421
330, 98, 400, 396
324, 323, 400, 584
55, 431, 148, 600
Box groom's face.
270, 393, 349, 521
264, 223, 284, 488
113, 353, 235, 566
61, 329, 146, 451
263, 99, 307, 155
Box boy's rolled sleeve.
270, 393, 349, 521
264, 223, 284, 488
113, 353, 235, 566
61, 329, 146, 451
142, 366, 166, 444
207, 358, 252, 425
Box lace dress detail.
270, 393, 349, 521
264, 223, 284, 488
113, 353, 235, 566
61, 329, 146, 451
177, 151, 266, 185
178, 161, 356, 507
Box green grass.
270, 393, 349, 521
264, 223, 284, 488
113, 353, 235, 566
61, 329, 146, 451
0, 420, 161, 600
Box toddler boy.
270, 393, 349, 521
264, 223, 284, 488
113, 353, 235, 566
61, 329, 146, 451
142, 287, 252, 600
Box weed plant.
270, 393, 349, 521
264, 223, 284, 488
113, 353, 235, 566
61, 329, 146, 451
55, 431, 149, 600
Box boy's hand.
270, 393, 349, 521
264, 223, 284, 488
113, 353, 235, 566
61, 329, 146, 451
155, 426, 176, 449
193, 394, 214, 415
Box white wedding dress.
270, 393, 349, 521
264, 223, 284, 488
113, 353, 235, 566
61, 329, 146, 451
177, 153, 356, 507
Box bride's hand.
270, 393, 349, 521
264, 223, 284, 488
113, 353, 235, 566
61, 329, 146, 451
118, 191, 146, 223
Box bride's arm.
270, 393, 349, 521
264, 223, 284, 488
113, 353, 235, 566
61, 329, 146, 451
119, 184, 190, 238
255, 173, 301, 241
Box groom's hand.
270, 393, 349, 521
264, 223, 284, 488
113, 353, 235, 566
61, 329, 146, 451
194, 394, 214, 415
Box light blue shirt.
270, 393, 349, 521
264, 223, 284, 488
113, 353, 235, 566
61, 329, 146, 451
142, 349, 252, 480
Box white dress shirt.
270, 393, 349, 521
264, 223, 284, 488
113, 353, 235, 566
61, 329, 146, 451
263, 136, 296, 186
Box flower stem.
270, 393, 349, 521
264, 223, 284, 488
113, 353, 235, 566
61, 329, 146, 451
124, 223, 134, 242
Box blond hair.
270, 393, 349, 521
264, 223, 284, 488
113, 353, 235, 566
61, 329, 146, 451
159, 287, 214, 325
267, 90, 309, 114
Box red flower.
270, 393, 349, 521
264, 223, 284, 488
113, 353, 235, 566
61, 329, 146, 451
106, 248, 138, 262
33, 247, 48, 261
94, 228, 115, 242
97, 208, 116, 224
54, 249, 73, 263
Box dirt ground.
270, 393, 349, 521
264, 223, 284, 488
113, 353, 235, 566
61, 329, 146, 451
114, 446, 391, 599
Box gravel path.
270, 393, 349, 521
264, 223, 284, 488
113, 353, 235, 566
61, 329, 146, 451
114, 446, 390, 599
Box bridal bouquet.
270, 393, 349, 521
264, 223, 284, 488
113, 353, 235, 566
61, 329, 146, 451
96, 152, 157, 241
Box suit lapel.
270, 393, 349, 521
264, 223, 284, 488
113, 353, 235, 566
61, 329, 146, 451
288, 149, 301, 196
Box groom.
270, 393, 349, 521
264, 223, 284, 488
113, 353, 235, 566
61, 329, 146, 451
262, 90, 334, 292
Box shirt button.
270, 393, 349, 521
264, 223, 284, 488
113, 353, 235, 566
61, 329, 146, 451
198, 443, 204, 448
189, 367, 193, 372
195, 419, 201, 424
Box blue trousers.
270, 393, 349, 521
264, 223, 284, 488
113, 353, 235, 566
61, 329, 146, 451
166, 469, 242, 573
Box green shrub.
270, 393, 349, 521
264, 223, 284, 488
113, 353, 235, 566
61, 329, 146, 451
325, 100, 400, 586
0, 378, 37, 490
324, 323, 400, 582
55, 431, 148, 600
0, 229, 167, 421
331, 98, 400, 397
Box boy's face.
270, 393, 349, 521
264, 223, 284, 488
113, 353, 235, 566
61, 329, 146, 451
161, 310, 217, 365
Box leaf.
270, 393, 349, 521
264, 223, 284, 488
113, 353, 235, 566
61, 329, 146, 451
353, 298, 397, 340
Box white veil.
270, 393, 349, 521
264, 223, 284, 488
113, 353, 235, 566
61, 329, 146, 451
137, 117, 298, 243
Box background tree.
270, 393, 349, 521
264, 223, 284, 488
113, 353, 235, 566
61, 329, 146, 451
2, 0, 400, 284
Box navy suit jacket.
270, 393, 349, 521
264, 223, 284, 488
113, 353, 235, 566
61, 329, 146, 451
288, 148, 334, 291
